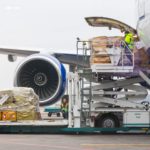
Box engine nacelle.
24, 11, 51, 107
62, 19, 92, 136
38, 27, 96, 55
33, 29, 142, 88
14, 54, 66, 106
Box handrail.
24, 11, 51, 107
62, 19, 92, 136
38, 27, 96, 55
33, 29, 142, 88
120, 40, 133, 54
76, 39, 134, 69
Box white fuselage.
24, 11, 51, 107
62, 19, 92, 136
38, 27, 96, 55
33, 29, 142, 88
136, 0, 150, 50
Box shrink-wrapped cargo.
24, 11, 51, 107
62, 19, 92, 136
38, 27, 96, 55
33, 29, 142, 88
0, 87, 41, 121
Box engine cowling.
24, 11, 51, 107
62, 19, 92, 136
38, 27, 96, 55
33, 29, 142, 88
14, 54, 66, 106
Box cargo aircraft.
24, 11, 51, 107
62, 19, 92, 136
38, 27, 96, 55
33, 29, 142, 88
0, 0, 149, 106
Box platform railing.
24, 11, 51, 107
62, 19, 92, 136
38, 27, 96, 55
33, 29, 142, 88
76, 39, 134, 73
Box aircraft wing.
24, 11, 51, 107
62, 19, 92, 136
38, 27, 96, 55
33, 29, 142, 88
54, 53, 89, 67
0, 48, 89, 67
0, 48, 39, 57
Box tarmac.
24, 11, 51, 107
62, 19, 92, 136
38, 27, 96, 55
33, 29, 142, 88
0, 134, 150, 150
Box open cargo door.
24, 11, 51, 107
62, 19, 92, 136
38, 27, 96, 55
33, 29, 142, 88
85, 17, 137, 35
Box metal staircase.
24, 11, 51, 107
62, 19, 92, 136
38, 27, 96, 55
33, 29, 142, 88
80, 70, 92, 127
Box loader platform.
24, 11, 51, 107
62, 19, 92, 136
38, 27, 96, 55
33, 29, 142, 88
0, 120, 149, 134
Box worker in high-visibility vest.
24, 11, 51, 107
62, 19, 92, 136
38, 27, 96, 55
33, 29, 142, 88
61, 95, 69, 119
124, 31, 134, 64
124, 31, 134, 50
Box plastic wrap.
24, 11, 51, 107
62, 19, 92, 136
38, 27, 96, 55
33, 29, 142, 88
0, 87, 41, 121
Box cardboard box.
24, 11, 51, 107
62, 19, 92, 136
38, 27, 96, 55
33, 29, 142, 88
0, 112, 2, 120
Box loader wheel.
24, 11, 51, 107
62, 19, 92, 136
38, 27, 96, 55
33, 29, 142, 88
96, 114, 120, 128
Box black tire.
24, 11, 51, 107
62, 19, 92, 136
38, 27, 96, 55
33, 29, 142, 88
95, 114, 120, 128
57, 113, 60, 117
48, 112, 52, 117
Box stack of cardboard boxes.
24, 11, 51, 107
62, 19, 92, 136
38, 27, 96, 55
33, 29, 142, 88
90, 36, 123, 65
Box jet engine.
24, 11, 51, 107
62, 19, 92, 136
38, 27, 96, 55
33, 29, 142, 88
14, 54, 66, 106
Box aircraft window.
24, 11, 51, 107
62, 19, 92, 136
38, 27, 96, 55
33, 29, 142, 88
138, 0, 145, 20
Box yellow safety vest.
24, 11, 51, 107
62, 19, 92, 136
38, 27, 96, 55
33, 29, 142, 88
124, 33, 134, 50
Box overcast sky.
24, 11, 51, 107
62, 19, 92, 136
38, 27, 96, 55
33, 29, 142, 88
0, 0, 136, 88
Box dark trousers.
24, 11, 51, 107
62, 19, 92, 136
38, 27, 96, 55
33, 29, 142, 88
124, 47, 133, 65
62, 111, 68, 119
